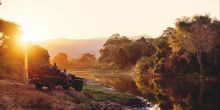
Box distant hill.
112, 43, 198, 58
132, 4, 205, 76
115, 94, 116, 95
37, 38, 107, 59
37, 35, 152, 59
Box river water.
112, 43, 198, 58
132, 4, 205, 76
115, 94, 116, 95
73, 71, 220, 110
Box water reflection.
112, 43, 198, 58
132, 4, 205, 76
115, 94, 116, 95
94, 74, 142, 95
95, 74, 220, 110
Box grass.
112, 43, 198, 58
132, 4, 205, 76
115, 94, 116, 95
82, 85, 137, 102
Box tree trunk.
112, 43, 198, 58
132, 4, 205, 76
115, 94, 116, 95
196, 48, 203, 75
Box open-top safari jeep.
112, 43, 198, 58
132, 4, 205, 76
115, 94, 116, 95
28, 67, 86, 91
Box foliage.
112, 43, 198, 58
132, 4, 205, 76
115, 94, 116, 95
28, 44, 50, 74
0, 19, 24, 80
52, 52, 69, 70
53, 52, 98, 69
175, 14, 220, 74
98, 34, 156, 70
135, 56, 164, 76
70, 53, 98, 69
0, 18, 50, 80
99, 33, 131, 67
98, 15, 220, 77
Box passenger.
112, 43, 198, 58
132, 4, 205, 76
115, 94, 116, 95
63, 69, 71, 80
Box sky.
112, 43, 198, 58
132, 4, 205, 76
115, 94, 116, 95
0, 0, 219, 41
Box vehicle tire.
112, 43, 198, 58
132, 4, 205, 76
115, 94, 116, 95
74, 84, 82, 91
47, 83, 55, 90
62, 85, 70, 90
35, 83, 43, 90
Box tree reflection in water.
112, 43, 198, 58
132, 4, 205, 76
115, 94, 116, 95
92, 73, 220, 110
135, 76, 220, 110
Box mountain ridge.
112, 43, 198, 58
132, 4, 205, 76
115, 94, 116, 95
36, 35, 152, 59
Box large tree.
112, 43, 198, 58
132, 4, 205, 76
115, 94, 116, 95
0, 19, 22, 49
0, 19, 25, 79
28, 44, 50, 76
99, 33, 131, 68
175, 15, 220, 74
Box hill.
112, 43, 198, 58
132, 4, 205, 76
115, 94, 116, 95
37, 35, 152, 59
37, 38, 107, 59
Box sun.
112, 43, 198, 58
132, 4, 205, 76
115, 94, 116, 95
19, 34, 35, 48
19, 22, 44, 42
21, 35, 29, 43
17, 35, 29, 48
21, 34, 38, 43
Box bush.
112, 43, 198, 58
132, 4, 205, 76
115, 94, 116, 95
135, 56, 164, 76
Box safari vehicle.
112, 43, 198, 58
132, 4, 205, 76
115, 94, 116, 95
28, 67, 86, 91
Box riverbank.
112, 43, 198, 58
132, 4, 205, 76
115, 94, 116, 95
0, 79, 150, 110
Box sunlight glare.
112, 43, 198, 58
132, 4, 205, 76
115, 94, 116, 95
21, 35, 29, 80
24, 39, 29, 81
22, 35, 29, 43
20, 22, 44, 42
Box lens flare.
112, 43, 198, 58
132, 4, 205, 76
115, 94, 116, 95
24, 41, 29, 80
22, 35, 29, 43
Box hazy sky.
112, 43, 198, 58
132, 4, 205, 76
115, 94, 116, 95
0, 0, 219, 41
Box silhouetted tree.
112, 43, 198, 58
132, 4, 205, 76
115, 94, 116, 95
0, 19, 24, 80
27, 44, 50, 79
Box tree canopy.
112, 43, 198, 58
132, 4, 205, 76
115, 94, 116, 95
174, 15, 220, 74
98, 15, 220, 77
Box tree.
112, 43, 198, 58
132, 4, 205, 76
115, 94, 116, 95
175, 15, 220, 74
98, 33, 131, 69
0, 19, 24, 80
0, 19, 22, 49
115, 48, 129, 69
125, 40, 145, 64
76, 53, 98, 68
52, 52, 69, 70
28, 44, 50, 75
103, 33, 131, 47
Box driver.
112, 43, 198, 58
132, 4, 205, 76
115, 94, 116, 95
52, 63, 58, 70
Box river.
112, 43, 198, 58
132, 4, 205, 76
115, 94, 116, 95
71, 70, 220, 110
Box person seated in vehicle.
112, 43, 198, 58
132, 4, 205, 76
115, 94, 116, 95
48, 63, 62, 76
63, 69, 75, 80
63, 69, 71, 79
52, 63, 58, 70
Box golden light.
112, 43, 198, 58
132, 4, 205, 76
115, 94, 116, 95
18, 22, 47, 81
20, 34, 29, 81
18, 34, 30, 81
19, 21, 44, 42
17, 34, 30, 48
21, 34, 38, 43
24, 40, 29, 81
21, 35, 29, 43
19, 23, 41, 81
